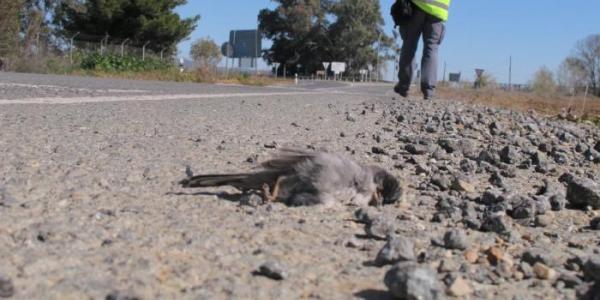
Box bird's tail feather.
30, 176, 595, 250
179, 173, 252, 188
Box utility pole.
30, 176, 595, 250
443, 61, 447, 83
375, 32, 382, 82
508, 56, 512, 91
255, 25, 259, 75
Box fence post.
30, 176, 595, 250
69, 32, 80, 64
582, 84, 590, 115
101, 34, 109, 55
120, 39, 129, 57
142, 41, 150, 61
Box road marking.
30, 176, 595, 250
0, 82, 148, 93
0, 91, 344, 105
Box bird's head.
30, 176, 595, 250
371, 168, 402, 205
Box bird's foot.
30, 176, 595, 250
262, 176, 285, 203
262, 183, 276, 203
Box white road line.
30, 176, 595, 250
0, 82, 148, 93
0, 91, 341, 105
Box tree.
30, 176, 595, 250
259, 0, 391, 76
54, 0, 199, 53
21, 0, 57, 56
531, 66, 557, 95
190, 37, 221, 67
259, 0, 333, 75
557, 57, 587, 93
563, 34, 600, 96
328, 0, 392, 74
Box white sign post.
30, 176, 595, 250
331, 62, 346, 80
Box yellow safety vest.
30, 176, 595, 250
412, 0, 450, 21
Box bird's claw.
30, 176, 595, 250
262, 183, 275, 202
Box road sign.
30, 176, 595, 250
449, 72, 461, 82
229, 30, 261, 58
322, 62, 330, 71
331, 62, 346, 74
221, 42, 233, 57
475, 69, 484, 78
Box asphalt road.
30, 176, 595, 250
0, 72, 391, 103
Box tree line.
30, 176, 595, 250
532, 34, 600, 97
258, 0, 395, 76
0, 0, 199, 60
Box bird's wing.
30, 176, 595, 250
260, 148, 318, 171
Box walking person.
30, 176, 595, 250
393, 0, 451, 100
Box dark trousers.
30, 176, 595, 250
397, 7, 446, 98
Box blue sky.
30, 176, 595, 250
176, 1, 599, 84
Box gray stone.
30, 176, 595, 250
535, 215, 552, 227
405, 144, 427, 155
239, 193, 263, 207
256, 261, 287, 280
0, 186, 16, 207
384, 262, 445, 300
584, 148, 600, 163
557, 271, 583, 289
591, 217, 600, 230
566, 177, 600, 209
577, 282, 600, 300
481, 189, 503, 205
478, 149, 500, 166
521, 248, 562, 267
375, 236, 416, 266
354, 207, 379, 224
489, 171, 506, 188
431, 175, 452, 191
519, 262, 535, 279
438, 138, 459, 154
365, 215, 396, 240
443, 229, 470, 250
105, 291, 140, 300
549, 194, 567, 211
0, 274, 14, 298
459, 159, 478, 174
510, 200, 536, 220
583, 256, 600, 282
500, 145, 521, 165
438, 258, 460, 273
481, 215, 513, 237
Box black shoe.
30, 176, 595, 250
394, 83, 408, 97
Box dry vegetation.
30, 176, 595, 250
434, 86, 600, 125
69, 68, 292, 87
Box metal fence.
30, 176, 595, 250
0, 33, 176, 72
